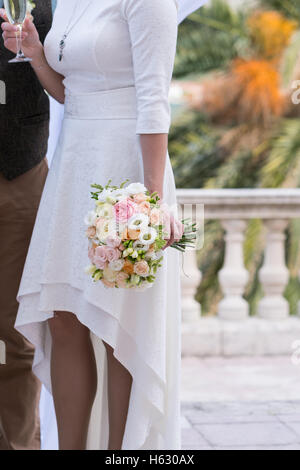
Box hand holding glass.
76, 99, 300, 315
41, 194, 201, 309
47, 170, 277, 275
3, 0, 31, 63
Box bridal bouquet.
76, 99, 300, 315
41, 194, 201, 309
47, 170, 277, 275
84, 180, 196, 290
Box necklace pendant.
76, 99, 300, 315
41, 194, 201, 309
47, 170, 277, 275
59, 34, 67, 62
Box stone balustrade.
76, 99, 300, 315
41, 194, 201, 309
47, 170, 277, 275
176, 188, 300, 356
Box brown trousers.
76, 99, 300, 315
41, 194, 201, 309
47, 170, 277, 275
0, 159, 48, 450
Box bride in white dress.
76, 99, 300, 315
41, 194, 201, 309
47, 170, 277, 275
2, 0, 207, 450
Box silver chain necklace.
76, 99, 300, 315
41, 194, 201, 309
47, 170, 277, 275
58, 0, 93, 62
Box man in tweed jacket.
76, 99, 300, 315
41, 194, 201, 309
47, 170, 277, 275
0, 0, 55, 450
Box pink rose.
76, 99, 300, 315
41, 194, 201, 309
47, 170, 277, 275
95, 245, 107, 262
114, 198, 138, 223
119, 243, 125, 251
138, 201, 151, 215
134, 260, 150, 277
150, 208, 161, 225
116, 271, 129, 288
105, 246, 121, 262
106, 235, 122, 248
94, 246, 108, 269
88, 245, 96, 263
94, 259, 107, 270
160, 203, 171, 238
133, 193, 148, 204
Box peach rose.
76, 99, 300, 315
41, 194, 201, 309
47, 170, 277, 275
105, 246, 121, 262
128, 228, 140, 240
102, 279, 115, 288
148, 244, 155, 253
123, 260, 134, 274
116, 271, 129, 288
134, 260, 150, 277
86, 226, 96, 239
133, 193, 148, 204
114, 198, 138, 223
138, 201, 151, 215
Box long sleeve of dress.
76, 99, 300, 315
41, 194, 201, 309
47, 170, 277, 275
122, 0, 179, 135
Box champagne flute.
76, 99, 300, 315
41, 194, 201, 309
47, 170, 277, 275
3, 0, 32, 63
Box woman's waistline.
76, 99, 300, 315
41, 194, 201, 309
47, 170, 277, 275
64, 86, 138, 120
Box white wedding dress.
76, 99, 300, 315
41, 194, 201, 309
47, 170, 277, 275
15, 0, 182, 450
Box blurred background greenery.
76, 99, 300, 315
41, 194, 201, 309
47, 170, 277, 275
170, 0, 300, 316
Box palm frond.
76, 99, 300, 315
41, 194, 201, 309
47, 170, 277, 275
174, 0, 250, 77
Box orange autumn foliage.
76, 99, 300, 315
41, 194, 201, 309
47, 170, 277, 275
231, 58, 285, 124
200, 59, 285, 125
247, 10, 297, 62
184, 9, 293, 126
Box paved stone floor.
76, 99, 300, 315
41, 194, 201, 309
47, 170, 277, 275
180, 356, 300, 450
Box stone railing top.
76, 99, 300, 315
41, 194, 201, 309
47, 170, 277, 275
176, 188, 300, 219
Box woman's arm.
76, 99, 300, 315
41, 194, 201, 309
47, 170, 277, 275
140, 133, 183, 248
139, 134, 168, 201
1, 11, 65, 103
29, 43, 65, 104
123, 0, 183, 247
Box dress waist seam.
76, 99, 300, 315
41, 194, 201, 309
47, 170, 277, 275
64, 86, 138, 120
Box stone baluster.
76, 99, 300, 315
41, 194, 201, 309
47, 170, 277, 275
218, 220, 249, 320
258, 219, 289, 319
181, 249, 202, 321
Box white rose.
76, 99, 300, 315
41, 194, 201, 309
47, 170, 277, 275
96, 202, 114, 218
126, 182, 147, 195
96, 219, 117, 242
103, 267, 117, 282
84, 210, 98, 226
109, 259, 125, 271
